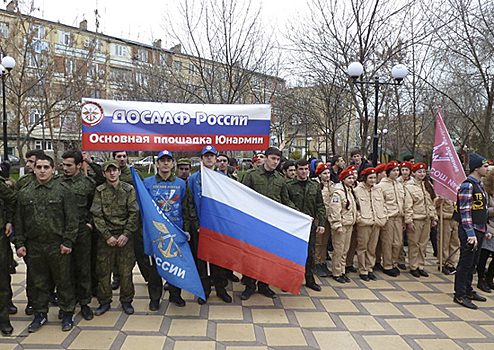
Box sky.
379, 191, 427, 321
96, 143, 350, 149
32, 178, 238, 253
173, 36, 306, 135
5, 0, 306, 47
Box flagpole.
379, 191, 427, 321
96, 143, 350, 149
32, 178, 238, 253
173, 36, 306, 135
439, 201, 444, 273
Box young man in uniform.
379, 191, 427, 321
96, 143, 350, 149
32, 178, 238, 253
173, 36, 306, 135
283, 161, 296, 180
177, 158, 192, 180
0, 177, 16, 335
188, 146, 232, 304
15, 154, 78, 332
90, 160, 139, 316
241, 147, 296, 300
287, 159, 326, 291
142, 150, 194, 309
60, 150, 96, 320
453, 154, 492, 309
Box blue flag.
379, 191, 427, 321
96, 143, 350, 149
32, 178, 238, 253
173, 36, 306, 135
131, 167, 205, 300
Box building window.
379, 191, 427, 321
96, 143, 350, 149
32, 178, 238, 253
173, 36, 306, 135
66, 59, 75, 75
188, 63, 197, 76
0, 22, 8, 38
110, 67, 131, 81
45, 141, 53, 151
88, 63, 98, 77
138, 48, 148, 62
31, 24, 45, 41
85, 38, 102, 52
59, 31, 72, 46
29, 109, 44, 126
115, 44, 127, 57
35, 140, 42, 149
173, 61, 182, 73
159, 53, 169, 65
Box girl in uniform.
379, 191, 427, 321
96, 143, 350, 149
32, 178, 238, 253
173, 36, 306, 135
329, 166, 358, 283
315, 163, 334, 277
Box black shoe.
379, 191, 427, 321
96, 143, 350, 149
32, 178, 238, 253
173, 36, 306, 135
449, 266, 457, 274
333, 275, 346, 283
258, 286, 277, 299
368, 272, 377, 280
169, 295, 186, 307
322, 265, 333, 277
149, 299, 160, 311
28, 312, 47, 333
342, 274, 351, 283
7, 302, 17, 315
95, 303, 110, 316
392, 267, 401, 276
477, 279, 492, 293
454, 296, 478, 309
198, 297, 207, 305
241, 289, 254, 300
81, 305, 94, 320
374, 263, 383, 271
418, 269, 429, 277
163, 282, 170, 291
398, 264, 407, 271
25, 302, 34, 315
122, 302, 134, 314
467, 292, 487, 302
345, 266, 357, 273
58, 310, 63, 320
217, 291, 233, 303
314, 264, 327, 277
306, 282, 322, 291
359, 274, 370, 282
227, 273, 240, 283
383, 268, 398, 277
410, 269, 420, 278
61, 314, 74, 331
240, 276, 246, 285
111, 280, 120, 290
441, 266, 451, 275
0, 321, 13, 336
50, 293, 59, 306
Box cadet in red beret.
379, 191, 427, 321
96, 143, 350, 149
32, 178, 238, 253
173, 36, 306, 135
315, 163, 330, 175
399, 161, 413, 183
374, 164, 387, 184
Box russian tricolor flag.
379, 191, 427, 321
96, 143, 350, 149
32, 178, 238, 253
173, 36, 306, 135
198, 166, 312, 295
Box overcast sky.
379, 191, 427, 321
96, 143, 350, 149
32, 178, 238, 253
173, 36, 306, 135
4, 0, 306, 47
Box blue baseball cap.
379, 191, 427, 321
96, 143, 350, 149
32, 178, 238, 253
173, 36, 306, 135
157, 150, 173, 160
201, 145, 217, 156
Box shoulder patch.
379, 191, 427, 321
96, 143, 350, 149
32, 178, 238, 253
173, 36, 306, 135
332, 196, 340, 203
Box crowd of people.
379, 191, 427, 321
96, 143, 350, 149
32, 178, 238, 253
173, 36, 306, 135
0, 145, 493, 337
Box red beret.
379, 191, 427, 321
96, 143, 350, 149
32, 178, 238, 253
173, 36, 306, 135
315, 163, 330, 175
348, 164, 357, 171
400, 161, 412, 169
339, 167, 354, 181
361, 167, 376, 176
386, 161, 400, 171
412, 163, 427, 172
375, 164, 386, 173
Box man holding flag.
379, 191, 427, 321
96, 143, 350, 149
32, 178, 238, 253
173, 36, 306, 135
140, 150, 195, 309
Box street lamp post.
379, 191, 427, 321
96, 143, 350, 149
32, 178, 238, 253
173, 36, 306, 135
1, 55, 15, 176
347, 62, 407, 166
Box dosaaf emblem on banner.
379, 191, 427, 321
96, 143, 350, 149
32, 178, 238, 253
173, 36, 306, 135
81, 98, 271, 151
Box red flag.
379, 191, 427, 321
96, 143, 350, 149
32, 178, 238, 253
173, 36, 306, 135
430, 107, 466, 201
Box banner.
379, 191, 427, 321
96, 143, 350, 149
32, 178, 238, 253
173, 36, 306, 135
131, 167, 205, 300
81, 98, 271, 151
198, 165, 312, 295
430, 107, 466, 201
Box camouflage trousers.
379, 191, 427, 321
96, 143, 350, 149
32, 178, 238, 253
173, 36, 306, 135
0, 232, 11, 322
72, 227, 92, 306
25, 239, 76, 314
97, 237, 136, 304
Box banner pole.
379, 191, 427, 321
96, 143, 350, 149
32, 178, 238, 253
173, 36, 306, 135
439, 201, 444, 272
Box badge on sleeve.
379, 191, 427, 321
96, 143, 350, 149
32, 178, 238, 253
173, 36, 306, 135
332, 196, 340, 203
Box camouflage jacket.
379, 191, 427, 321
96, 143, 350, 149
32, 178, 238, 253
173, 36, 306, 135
241, 166, 296, 208
14, 178, 78, 249
90, 163, 143, 187
60, 171, 96, 232
0, 177, 16, 229
15, 172, 36, 191
90, 181, 139, 241
287, 178, 326, 224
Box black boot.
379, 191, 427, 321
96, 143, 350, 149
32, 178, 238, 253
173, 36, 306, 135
486, 274, 494, 290
477, 277, 492, 293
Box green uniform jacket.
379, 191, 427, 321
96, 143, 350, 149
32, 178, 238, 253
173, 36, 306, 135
241, 166, 296, 209
14, 178, 78, 249
90, 181, 139, 241
0, 177, 16, 227
287, 178, 326, 224
60, 172, 97, 232
15, 172, 36, 191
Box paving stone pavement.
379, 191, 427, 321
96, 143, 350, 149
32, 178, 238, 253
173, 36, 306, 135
3, 245, 494, 350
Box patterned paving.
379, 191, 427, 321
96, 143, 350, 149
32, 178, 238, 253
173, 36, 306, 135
3, 245, 494, 349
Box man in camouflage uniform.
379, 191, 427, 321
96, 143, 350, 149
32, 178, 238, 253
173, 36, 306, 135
287, 159, 326, 292
90, 160, 139, 316
14, 154, 78, 332
60, 150, 96, 320
0, 178, 16, 336
241, 147, 296, 300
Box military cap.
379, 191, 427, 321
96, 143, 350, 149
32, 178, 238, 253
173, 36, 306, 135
102, 160, 119, 171
177, 158, 191, 166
